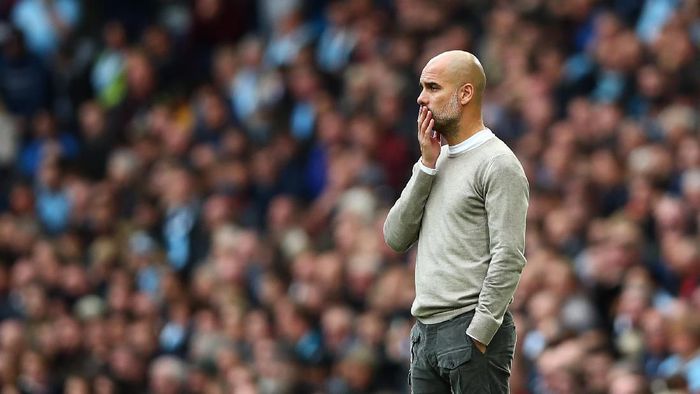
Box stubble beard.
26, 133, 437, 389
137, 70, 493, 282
432, 90, 461, 139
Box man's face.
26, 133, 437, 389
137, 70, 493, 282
432, 89, 461, 135
417, 64, 462, 137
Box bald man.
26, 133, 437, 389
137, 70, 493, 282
384, 50, 529, 393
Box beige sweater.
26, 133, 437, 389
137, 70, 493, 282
383, 135, 529, 345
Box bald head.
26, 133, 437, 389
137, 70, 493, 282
424, 50, 486, 100
417, 50, 487, 142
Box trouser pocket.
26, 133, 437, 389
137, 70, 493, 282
436, 346, 472, 369
436, 317, 474, 370
436, 317, 487, 393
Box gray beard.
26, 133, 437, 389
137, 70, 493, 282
433, 90, 461, 138
434, 116, 459, 138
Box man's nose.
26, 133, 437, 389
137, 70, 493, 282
417, 91, 427, 106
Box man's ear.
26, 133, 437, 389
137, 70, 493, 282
460, 83, 474, 105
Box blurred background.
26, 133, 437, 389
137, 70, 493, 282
0, 0, 699, 393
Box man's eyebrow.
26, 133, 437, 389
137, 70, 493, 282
419, 81, 440, 88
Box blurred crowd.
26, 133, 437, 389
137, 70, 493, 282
0, 0, 699, 393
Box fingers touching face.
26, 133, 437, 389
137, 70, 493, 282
417, 105, 433, 138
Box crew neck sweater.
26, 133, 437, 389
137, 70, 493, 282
383, 136, 529, 345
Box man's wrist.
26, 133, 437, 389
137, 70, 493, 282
420, 157, 436, 168
419, 159, 437, 175
468, 334, 487, 353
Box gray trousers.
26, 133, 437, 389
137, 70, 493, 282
409, 310, 516, 393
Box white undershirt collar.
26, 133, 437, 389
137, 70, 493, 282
447, 128, 494, 157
